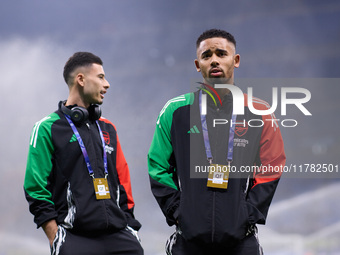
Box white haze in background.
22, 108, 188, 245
0, 37, 71, 254
0, 37, 339, 255
0, 37, 70, 173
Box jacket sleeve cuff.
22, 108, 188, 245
126, 217, 142, 231
35, 212, 58, 229
246, 202, 265, 225
166, 201, 180, 226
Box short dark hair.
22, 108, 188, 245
196, 29, 236, 49
63, 52, 103, 85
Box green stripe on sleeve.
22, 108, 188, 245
148, 93, 193, 189
24, 113, 60, 204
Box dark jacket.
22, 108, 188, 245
148, 90, 285, 246
24, 101, 141, 234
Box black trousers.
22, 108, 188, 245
51, 226, 143, 255
166, 229, 263, 255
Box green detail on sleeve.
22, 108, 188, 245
24, 113, 60, 204
148, 93, 193, 190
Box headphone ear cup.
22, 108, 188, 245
71, 106, 89, 123
61, 101, 72, 117
88, 104, 102, 121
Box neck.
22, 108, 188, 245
66, 84, 90, 108
202, 79, 233, 99
65, 95, 89, 108
215, 88, 230, 99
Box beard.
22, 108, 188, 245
205, 76, 234, 86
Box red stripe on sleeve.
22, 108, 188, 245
243, 95, 286, 189
100, 118, 135, 209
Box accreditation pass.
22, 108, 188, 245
207, 163, 230, 189
93, 178, 111, 200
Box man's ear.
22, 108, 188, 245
234, 54, 240, 68
194, 59, 201, 72
75, 73, 85, 87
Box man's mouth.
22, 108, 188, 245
210, 68, 223, 77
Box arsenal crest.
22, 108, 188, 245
102, 131, 110, 144
235, 122, 248, 137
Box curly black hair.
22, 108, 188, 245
196, 29, 236, 49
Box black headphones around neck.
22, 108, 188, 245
60, 101, 102, 123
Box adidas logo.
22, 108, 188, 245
69, 134, 77, 143
187, 125, 200, 134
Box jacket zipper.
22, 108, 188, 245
209, 99, 228, 242
211, 106, 219, 243
87, 121, 110, 228
212, 190, 216, 242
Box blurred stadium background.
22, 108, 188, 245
0, 1, 339, 254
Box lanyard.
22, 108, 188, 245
199, 90, 236, 165
64, 114, 108, 178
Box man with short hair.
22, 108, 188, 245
24, 52, 143, 255
148, 29, 285, 254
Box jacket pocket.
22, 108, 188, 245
50, 225, 67, 255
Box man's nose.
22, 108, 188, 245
210, 55, 219, 66
105, 79, 110, 89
